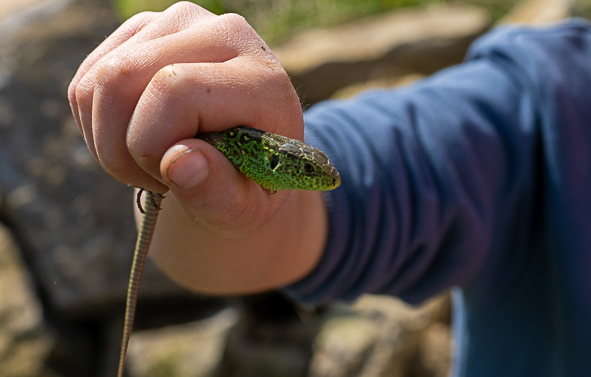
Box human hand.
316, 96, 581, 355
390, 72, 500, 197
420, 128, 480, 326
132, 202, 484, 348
68, 2, 304, 235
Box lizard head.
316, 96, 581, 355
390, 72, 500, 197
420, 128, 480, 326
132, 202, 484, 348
273, 140, 341, 191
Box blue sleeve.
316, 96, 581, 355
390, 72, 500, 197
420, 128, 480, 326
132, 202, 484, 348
284, 19, 591, 306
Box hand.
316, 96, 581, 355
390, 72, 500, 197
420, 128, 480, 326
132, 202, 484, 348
69, 2, 326, 294
68, 2, 304, 235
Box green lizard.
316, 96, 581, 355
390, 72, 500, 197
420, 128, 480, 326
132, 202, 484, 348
198, 126, 341, 192
116, 126, 340, 377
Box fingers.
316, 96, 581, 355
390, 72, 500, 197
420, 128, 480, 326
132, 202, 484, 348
68, 2, 305, 234
69, 2, 217, 167
126, 58, 301, 182
131, 56, 301, 232
87, 24, 242, 189
68, 11, 157, 137
71, 4, 290, 192
160, 139, 290, 236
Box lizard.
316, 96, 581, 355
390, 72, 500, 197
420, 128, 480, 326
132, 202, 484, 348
117, 126, 340, 377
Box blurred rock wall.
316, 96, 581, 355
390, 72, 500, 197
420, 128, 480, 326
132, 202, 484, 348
0, 0, 578, 376
0, 1, 226, 376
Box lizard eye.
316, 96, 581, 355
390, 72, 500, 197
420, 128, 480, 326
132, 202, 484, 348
304, 163, 315, 173
270, 155, 279, 170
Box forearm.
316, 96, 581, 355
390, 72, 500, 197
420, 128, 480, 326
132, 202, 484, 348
286, 51, 539, 305
138, 189, 328, 295
286, 21, 591, 305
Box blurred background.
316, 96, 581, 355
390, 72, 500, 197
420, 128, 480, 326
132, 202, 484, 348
0, 0, 588, 376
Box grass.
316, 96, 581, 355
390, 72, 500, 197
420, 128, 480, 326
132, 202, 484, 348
111, 0, 513, 44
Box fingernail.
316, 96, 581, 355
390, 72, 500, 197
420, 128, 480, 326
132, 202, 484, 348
167, 149, 208, 189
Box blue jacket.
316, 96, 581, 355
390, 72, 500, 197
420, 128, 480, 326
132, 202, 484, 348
286, 19, 591, 376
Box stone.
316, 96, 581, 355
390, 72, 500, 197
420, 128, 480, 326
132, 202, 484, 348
127, 308, 238, 377
0, 3, 230, 375
309, 312, 381, 377
330, 73, 425, 100
214, 293, 318, 377
272, 5, 491, 104
0, 0, 208, 317
411, 322, 452, 377
0, 223, 57, 377
308, 294, 452, 377
497, 0, 573, 25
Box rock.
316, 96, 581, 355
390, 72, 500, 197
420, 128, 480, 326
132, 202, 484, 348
214, 293, 318, 377
309, 313, 380, 377
127, 308, 238, 377
0, 223, 57, 377
0, 0, 65, 21
272, 5, 491, 104
0, 2, 228, 375
0, 0, 209, 317
497, 0, 573, 25
216, 292, 445, 377
308, 294, 451, 377
330, 73, 425, 100
411, 322, 452, 377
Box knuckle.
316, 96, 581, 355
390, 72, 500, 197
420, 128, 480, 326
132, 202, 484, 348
124, 10, 156, 28
153, 64, 177, 83
95, 57, 134, 92
116, 11, 157, 39
214, 13, 263, 53
74, 76, 93, 108
164, 1, 208, 18
67, 79, 78, 107
217, 13, 252, 34
166, 1, 196, 12
220, 12, 248, 25
149, 65, 182, 96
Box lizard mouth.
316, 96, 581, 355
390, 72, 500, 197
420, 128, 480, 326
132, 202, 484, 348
333, 176, 341, 188
329, 167, 341, 189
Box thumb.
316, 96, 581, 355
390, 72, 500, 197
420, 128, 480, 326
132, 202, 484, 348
160, 138, 290, 237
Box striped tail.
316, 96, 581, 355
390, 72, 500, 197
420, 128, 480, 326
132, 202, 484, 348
117, 190, 163, 377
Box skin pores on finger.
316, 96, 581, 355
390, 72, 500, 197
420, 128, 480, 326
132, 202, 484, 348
160, 140, 290, 237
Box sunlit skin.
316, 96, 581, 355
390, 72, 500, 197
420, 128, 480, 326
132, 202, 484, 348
68, 2, 330, 294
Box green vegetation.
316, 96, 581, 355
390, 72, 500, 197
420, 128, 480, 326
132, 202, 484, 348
111, 0, 513, 44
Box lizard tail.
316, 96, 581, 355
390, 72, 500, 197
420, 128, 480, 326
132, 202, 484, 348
117, 190, 164, 377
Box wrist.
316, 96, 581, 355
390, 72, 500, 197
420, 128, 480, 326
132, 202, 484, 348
145, 190, 327, 295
